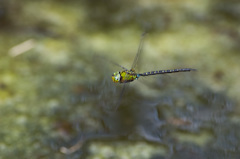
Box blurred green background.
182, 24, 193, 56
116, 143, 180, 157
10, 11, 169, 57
0, 0, 240, 158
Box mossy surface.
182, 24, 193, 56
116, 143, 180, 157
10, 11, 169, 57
0, 0, 240, 158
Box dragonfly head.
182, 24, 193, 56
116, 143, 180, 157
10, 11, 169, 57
112, 71, 121, 83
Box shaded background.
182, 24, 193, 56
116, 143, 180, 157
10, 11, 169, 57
0, 0, 240, 158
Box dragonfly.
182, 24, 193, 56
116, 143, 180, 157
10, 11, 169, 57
112, 33, 196, 84
109, 33, 196, 110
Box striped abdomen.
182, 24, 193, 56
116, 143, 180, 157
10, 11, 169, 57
139, 68, 196, 76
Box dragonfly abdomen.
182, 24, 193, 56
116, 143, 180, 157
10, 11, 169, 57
139, 68, 196, 76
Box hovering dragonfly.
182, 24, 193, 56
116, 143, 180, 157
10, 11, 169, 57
111, 33, 196, 84
108, 33, 196, 110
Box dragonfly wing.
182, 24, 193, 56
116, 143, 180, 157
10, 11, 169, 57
94, 54, 128, 70
131, 32, 147, 70
114, 83, 129, 111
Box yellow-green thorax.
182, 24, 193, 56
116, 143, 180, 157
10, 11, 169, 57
112, 69, 139, 83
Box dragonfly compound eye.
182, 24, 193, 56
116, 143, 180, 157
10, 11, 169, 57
112, 72, 121, 83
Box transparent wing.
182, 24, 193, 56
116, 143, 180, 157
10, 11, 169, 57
94, 54, 128, 70
131, 32, 147, 70
114, 83, 129, 111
